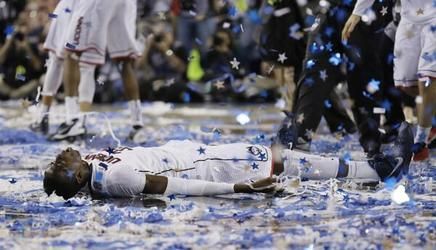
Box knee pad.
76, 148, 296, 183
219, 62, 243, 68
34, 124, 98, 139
78, 63, 97, 103
41, 52, 64, 96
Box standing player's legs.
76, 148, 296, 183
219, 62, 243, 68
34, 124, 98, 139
31, 0, 77, 134
277, 9, 345, 150
119, 59, 143, 129
345, 22, 384, 157
30, 52, 64, 134
379, 25, 405, 143
50, 52, 97, 140
417, 21, 436, 146
106, 0, 143, 138
394, 20, 435, 160
63, 53, 80, 123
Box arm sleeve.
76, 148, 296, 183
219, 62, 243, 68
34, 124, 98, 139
106, 166, 146, 197
352, 0, 376, 16
163, 177, 235, 196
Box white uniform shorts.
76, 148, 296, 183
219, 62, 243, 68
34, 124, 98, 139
64, 0, 139, 65
161, 141, 273, 184
394, 19, 436, 87
43, 0, 80, 59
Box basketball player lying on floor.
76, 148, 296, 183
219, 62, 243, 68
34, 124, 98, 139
44, 123, 413, 200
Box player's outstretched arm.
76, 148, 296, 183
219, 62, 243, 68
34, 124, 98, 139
341, 0, 375, 41
342, 15, 362, 41
144, 175, 277, 196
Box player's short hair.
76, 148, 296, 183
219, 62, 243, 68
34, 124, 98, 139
43, 161, 80, 200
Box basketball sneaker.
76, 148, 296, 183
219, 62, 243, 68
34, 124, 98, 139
30, 114, 49, 135
368, 122, 413, 182
128, 125, 146, 144
276, 111, 310, 151
49, 118, 86, 141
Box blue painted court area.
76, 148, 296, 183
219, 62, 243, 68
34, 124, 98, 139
0, 101, 434, 249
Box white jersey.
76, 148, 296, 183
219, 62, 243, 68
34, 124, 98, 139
353, 0, 435, 23
84, 141, 273, 197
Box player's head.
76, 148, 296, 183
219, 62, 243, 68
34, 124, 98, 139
43, 147, 90, 200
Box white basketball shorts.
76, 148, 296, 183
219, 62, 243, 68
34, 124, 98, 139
64, 0, 140, 65
43, 0, 80, 59
394, 19, 436, 87
161, 141, 273, 184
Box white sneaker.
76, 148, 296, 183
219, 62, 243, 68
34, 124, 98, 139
49, 118, 86, 141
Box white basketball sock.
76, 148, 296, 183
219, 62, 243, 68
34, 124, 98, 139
78, 63, 96, 103
347, 160, 380, 181
128, 99, 143, 127
65, 96, 79, 123
282, 150, 339, 180
41, 52, 64, 96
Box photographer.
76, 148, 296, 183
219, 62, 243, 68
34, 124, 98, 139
0, 20, 43, 100
137, 30, 189, 101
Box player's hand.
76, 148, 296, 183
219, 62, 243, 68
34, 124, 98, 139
342, 14, 361, 42
235, 177, 278, 193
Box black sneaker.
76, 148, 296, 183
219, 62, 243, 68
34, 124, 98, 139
368, 122, 413, 182
276, 111, 310, 151
49, 118, 86, 141
276, 111, 296, 149
30, 115, 49, 135
128, 125, 145, 143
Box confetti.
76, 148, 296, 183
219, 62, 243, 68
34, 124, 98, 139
277, 53, 288, 64
319, 70, 328, 81
214, 80, 225, 90
230, 57, 241, 70
236, 113, 250, 125
366, 79, 380, 94
391, 185, 410, 205
380, 6, 388, 16
373, 107, 386, 114
97, 76, 105, 85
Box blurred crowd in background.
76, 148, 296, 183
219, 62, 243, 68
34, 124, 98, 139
0, 0, 323, 104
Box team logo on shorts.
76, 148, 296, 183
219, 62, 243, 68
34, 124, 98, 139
246, 146, 268, 161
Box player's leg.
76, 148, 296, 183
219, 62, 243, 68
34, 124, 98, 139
106, 0, 143, 138
281, 122, 413, 182
379, 22, 405, 144
120, 59, 143, 127
276, 8, 344, 150
31, 0, 74, 134
412, 21, 436, 159
78, 62, 96, 112
393, 21, 433, 160
345, 20, 386, 157
49, 52, 82, 141
323, 90, 357, 135
51, 0, 110, 141
30, 52, 64, 134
